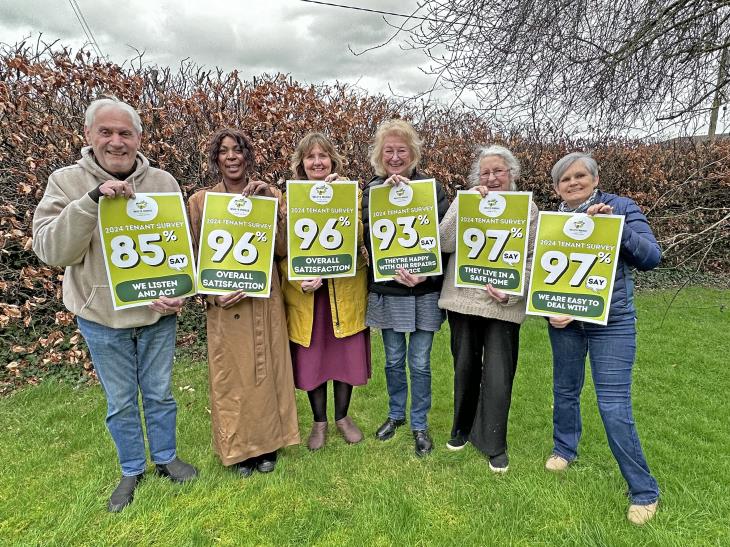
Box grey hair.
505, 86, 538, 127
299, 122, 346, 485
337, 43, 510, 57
84, 96, 142, 134
551, 152, 598, 186
467, 144, 520, 190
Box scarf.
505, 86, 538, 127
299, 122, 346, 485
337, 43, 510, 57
558, 188, 599, 213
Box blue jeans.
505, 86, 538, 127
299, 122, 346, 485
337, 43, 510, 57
548, 318, 659, 505
78, 314, 178, 476
380, 328, 434, 431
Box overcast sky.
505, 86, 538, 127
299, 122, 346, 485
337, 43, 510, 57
0, 0, 436, 97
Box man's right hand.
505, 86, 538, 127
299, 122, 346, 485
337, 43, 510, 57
99, 180, 135, 199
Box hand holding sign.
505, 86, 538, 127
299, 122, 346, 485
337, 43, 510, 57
149, 295, 185, 314
213, 289, 247, 309
485, 284, 509, 304
99, 179, 135, 199
394, 268, 426, 287
548, 315, 574, 328
241, 180, 272, 197
301, 277, 323, 293
586, 203, 614, 215
384, 175, 411, 186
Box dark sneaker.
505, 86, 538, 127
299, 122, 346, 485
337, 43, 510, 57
155, 457, 198, 483
375, 418, 406, 441
488, 452, 509, 473
235, 458, 256, 478
446, 434, 468, 451
413, 429, 433, 457
256, 451, 277, 473
108, 473, 144, 513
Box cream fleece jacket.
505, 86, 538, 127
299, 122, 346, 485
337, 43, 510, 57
437, 197, 539, 324
32, 147, 181, 328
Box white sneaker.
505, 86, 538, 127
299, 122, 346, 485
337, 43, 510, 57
545, 454, 570, 472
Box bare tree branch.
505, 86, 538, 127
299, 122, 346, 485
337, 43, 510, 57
363, 0, 730, 138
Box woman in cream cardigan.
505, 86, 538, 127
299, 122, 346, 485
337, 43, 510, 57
438, 144, 538, 473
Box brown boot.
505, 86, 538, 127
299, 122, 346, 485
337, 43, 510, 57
307, 421, 328, 451
335, 416, 363, 444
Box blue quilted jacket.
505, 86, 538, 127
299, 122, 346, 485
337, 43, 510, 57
596, 191, 661, 323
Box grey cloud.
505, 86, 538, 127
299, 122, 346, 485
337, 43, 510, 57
0, 0, 434, 100
0, 0, 78, 37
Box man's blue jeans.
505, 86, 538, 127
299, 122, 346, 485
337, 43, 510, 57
548, 318, 659, 505
380, 328, 434, 431
78, 314, 178, 476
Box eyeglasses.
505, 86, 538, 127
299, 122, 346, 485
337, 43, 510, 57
384, 148, 410, 158
479, 169, 510, 179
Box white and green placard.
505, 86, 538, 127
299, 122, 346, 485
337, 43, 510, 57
98, 192, 196, 310
455, 191, 532, 295
286, 180, 359, 280
526, 212, 625, 325
368, 179, 442, 282
195, 193, 278, 297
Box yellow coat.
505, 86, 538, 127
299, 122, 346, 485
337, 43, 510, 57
281, 256, 368, 346
281, 188, 369, 347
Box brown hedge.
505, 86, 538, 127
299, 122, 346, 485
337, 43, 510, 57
1, 42, 728, 393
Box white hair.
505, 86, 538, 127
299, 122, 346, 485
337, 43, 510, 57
85, 96, 142, 133
467, 144, 520, 190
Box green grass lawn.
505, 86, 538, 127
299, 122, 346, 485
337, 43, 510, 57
0, 287, 728, 546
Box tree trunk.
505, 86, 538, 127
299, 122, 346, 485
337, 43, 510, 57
708, 42, 729, 141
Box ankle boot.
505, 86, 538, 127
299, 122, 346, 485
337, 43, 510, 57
335, 416, 363, 444
308, 421, 328, 451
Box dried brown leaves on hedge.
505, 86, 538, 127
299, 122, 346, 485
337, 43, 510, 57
1, 42, 728, 393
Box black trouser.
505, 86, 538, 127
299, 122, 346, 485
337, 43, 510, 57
448, 311, 520, 457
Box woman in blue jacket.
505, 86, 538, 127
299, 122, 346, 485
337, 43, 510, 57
544, 152, 661, 525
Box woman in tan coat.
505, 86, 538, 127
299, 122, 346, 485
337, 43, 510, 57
188, 127, 299, 477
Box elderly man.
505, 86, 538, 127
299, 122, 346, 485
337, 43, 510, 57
32, 96, 198, 512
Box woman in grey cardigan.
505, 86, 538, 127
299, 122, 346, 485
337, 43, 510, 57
438, 145, 538, 472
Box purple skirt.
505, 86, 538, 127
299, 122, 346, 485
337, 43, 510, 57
291, 282, 371, 391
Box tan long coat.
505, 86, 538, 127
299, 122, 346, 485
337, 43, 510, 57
188, 183, 300, 465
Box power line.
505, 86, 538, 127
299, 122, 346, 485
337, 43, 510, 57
70, 0, 104, 58
67, 0, 105, 59
298, 0, 485, 28
298, 0, 439, 23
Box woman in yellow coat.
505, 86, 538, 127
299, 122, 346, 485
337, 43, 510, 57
188, 127, 299, 477
281, 132, 371, 451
